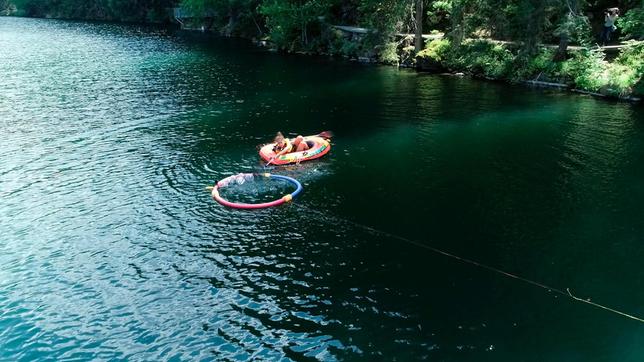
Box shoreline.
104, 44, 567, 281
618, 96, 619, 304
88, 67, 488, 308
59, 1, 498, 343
248, 38, 643, 105
5, 15, 642, 104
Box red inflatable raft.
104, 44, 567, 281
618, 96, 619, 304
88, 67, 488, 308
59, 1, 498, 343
259, 135, 331, 165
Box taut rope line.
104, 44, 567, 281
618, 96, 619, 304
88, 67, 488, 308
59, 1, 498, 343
309, 209, 644, 324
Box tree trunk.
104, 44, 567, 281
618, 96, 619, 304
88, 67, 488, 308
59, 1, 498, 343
522, 1, 545, 56
554, 35, 569, 61
554, 0, 577, 61
301, 7, 307, 46
414, 0, 424, 52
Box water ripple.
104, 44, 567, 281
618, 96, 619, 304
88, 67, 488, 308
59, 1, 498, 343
2, 16, 644, 362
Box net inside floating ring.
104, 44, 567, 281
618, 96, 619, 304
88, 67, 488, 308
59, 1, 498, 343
211, 173, 303, 209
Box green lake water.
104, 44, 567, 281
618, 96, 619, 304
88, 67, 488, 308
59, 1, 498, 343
1, 17, 643, 361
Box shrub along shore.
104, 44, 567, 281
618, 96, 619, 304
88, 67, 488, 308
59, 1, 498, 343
3, 0, 643, 101
415, 38, 643, 101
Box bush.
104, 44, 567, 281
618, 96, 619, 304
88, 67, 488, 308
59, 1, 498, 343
562, 49, 609, 91
620, 6, 644, 40
377, 41, 399, 65
557, 44, 643, 96
445, 40, 515, 79
260, 0, 329, 51
417, 38, 450, 62
418, 39, 517, 79
416, 38, 451, 71
611, 41, 644, 96
614, 41, 644, 72
399, 44, 416, 65
525, 49, 558, 77
417, 37, 642, 97
513, 48, 566, 82
324, 30, 365, 58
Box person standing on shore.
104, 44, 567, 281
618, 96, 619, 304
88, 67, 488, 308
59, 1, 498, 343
601, 8, 619, 44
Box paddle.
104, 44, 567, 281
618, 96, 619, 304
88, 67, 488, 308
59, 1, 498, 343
265, 138, 290, 167
266, 150, 285, 167
316, 130, 333, 139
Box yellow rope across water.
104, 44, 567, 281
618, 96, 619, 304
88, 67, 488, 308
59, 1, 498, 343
309, 209, 644, 324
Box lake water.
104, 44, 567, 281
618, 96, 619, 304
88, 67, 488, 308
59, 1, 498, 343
1, 17, 643, 361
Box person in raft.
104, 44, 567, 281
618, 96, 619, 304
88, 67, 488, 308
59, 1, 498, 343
272, 132, 291, 156
291, 135, 311, 152
601, 8, 619, 44
272, 132, 311, 154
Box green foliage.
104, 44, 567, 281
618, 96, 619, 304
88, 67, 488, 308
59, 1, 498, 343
377, 41, 399, 64
418, 37, 642, 96
426, 0, 452, 30
181, 0, 213, 15
8, 0, 643, 97
620, 5, 644, 40
337, 37, 362, 56
323, 27, 367, 57
399, 44, 416, 64
445, 39, 515, 78
554, 7, 592, 47
1, 0, 16, 14
420, 38, 515, 78
357, 0, 412, 35
12, 0, 177, 21
513, 47, 564, 81
11, 0, 46, 17
417, 38, 450, 62
259, 0, 330, 50
181, 0, 263, 36
559, 43, 644, 96
416, 38, 451, 70
611, 41, 644, 95
442, 0, 598, 54
341, 0, 413, 60
615, 41, 644, 72
526, 48, 557, 74
562, 49, 609, 90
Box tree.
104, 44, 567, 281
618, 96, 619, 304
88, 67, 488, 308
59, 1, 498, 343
415, 0, 423, 52
620, 2, 644, 40
260, 0, 331, 50
554, 0, 590, 60
11, 0, 176, 21
181, 0, 263, 35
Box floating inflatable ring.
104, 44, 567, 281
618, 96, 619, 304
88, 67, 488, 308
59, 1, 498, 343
211, 173, 302, 209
